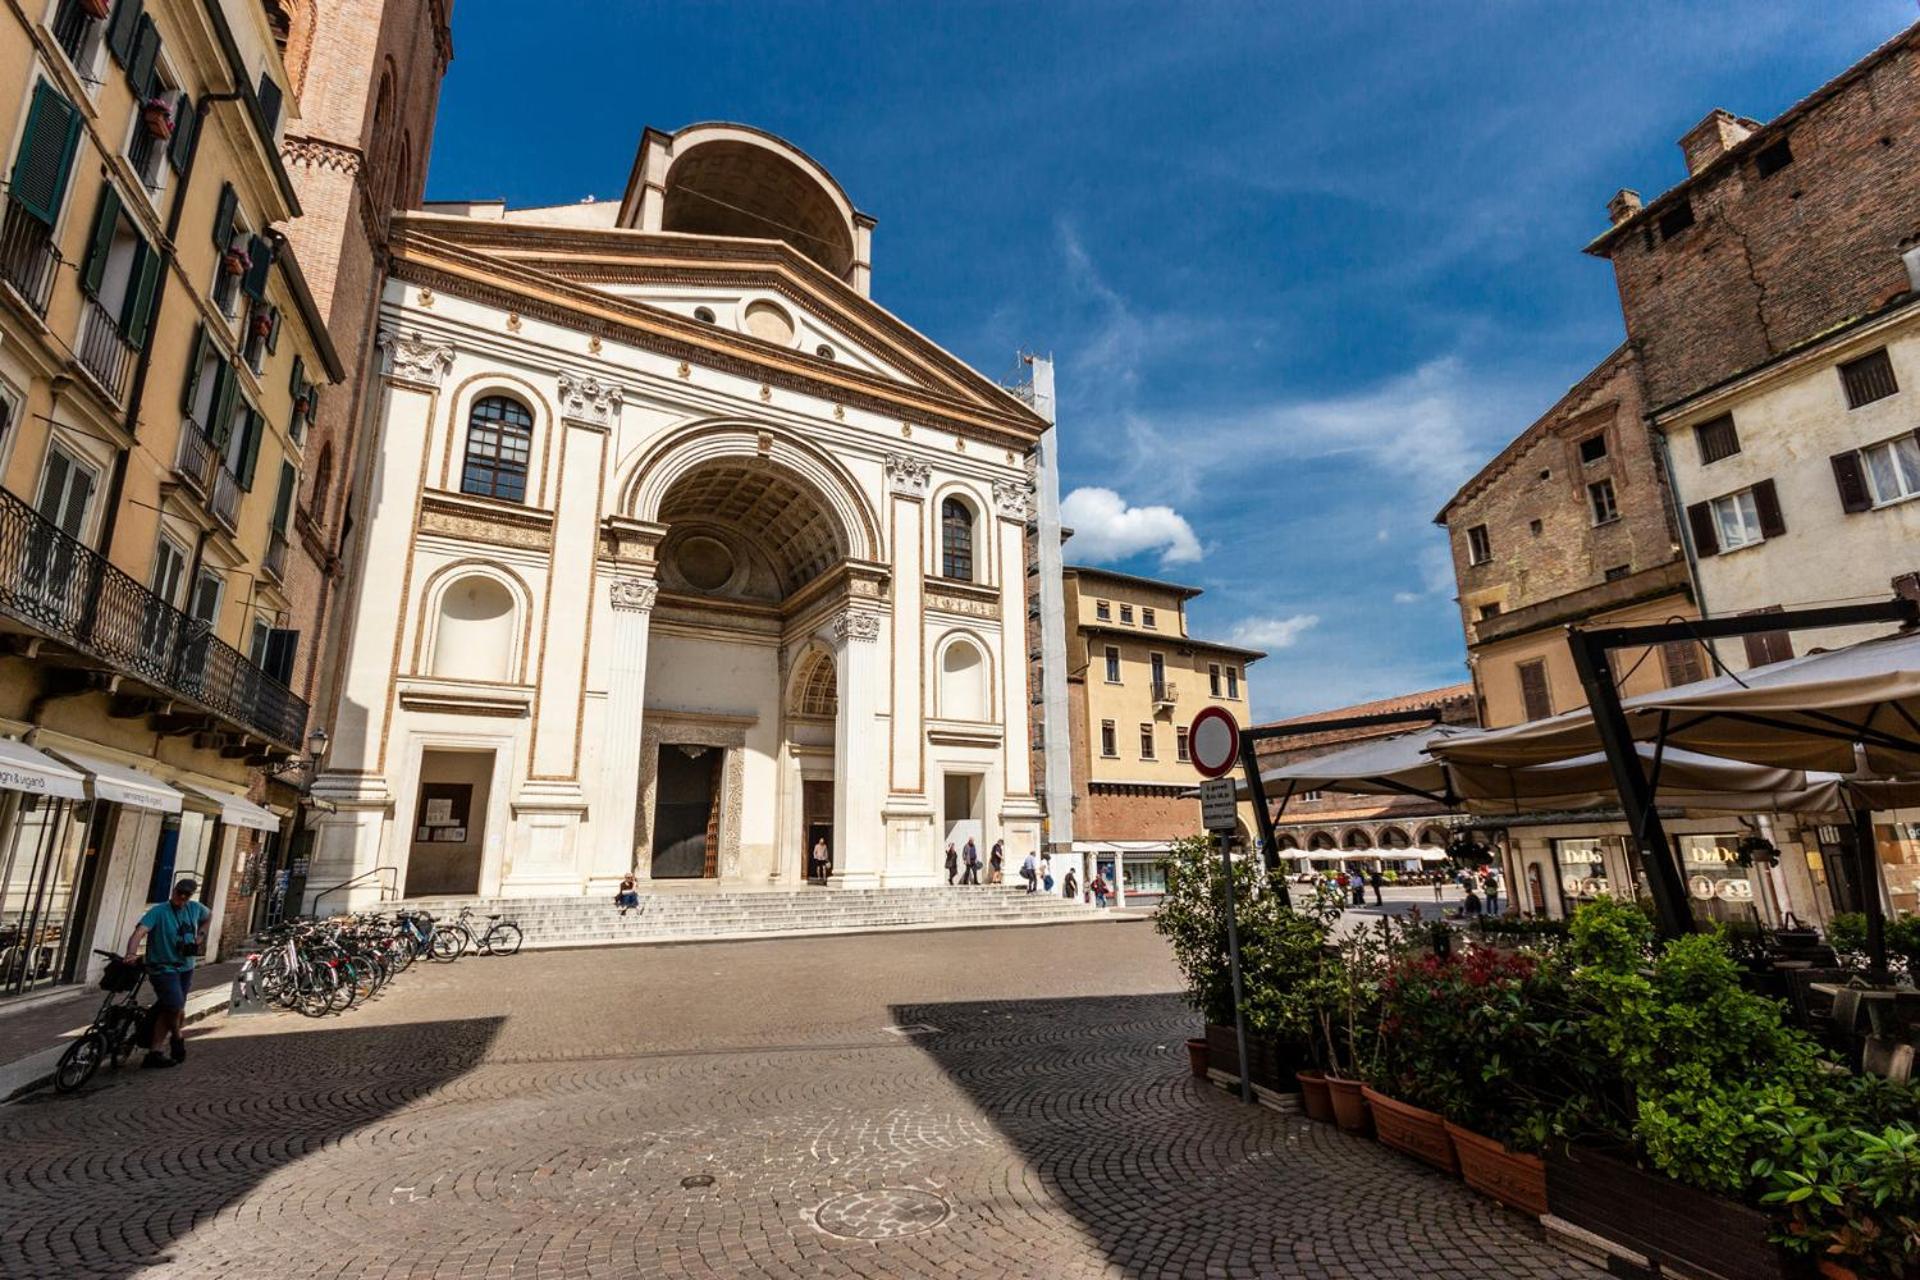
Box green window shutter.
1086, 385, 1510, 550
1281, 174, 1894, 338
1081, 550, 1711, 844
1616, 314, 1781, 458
288, 354, 304, 397
237, 409, 263, 489
80, 185, 123, 298
180, 323, 208, 416
106, 0, 142, 66
121, 238, 162, 347
271, 462, 296, 533
211, 182, 237, 252
166, 95, 196, 174
241, 235, 272, 300
9, 83, 84, 227
304, 383, 319, 426
265, 305, 282, 355
209, 364, 238, 449
127, 15, 160, 97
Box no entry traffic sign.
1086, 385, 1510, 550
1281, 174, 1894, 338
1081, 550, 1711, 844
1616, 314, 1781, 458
1188, 705, 1241, 779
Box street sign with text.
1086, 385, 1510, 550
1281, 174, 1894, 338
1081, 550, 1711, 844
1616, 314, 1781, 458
1199, 777, 1238, 833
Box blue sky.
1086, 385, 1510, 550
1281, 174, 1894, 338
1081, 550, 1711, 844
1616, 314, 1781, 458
425, 1, 1916, 720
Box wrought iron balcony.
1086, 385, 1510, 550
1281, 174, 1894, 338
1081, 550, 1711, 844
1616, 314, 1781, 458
76, 295, 137, 404
1152, 679, 1179, 710
51, 0, 95, 65
0, 203, 60, 317
0, 486, 307, 750
209, 461, 241, 531
173, 421, 218, 496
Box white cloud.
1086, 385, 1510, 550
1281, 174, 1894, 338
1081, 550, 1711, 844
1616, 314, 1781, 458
1229, 614, 1320, 650
1393, 591, 1420, 605
1060, 487, 1202, 565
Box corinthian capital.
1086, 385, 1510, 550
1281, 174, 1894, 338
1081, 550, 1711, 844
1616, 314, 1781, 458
831, 609, 882, 643
376, 328, 454, 386
885, 454, 932, 499
557, 370, 623, 427
610, 578, 658, 612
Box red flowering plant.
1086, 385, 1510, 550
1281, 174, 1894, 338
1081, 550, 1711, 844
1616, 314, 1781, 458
1370, 943, 1591, 1150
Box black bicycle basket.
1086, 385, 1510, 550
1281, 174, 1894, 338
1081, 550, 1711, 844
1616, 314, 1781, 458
98, 956, 143, 993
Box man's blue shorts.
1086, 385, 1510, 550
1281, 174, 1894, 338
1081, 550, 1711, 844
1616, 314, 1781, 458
148, 968, 194, 1011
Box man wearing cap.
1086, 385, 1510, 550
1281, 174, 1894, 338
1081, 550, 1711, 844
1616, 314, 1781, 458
124, 878, 211, 1069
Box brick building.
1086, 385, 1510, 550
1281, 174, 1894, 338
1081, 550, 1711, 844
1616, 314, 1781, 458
1435, 344, 1701, 730
1252, 684, 1476, 861
1061, 565, 1262, 902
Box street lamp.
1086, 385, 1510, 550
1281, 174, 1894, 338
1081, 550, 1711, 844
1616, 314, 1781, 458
268, 725, 331, 777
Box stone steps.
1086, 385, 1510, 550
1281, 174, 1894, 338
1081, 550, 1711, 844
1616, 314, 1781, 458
384, 885, 1096, 950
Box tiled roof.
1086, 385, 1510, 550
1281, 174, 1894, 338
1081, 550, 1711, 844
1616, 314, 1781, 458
1251, 683, 1476, 762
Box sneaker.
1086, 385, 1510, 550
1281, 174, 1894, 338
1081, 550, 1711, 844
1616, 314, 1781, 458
169, 1035, 185, 1064
140, 1051, 177, 1070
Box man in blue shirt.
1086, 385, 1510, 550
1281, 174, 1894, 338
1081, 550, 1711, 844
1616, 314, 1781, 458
124, 878, 211, 1069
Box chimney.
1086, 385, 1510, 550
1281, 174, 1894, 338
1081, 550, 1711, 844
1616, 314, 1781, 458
1607, 188, 1643, 225
1678, 109, 1758, 175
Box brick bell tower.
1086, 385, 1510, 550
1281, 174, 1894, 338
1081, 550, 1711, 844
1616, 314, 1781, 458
264, 0, 454, 723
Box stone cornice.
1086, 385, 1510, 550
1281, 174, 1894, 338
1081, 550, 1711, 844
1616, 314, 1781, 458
389, 214, 1046, 440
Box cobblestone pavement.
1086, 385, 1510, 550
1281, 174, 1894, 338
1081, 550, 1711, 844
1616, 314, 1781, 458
0, 920, 1595, 1279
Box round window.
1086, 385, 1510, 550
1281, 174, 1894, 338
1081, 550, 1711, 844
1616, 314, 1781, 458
693, 306, 716, 324
742, 300, 795, 346
816, 343, 836, 360
676, 535, 736, 592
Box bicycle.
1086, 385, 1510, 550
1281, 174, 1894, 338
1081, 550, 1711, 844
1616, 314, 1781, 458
434, 906, 523, 958
54, 951, 153, 1093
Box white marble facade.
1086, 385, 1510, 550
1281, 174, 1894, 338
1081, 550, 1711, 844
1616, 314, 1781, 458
306, 125, 1047, 906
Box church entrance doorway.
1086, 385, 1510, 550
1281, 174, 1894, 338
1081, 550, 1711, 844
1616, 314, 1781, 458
652, 745, 721, 879
803, 780, 834, 882
405, 750, 493, 897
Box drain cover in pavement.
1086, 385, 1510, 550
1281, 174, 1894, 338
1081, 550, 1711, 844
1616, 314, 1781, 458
814, 1188, 950, 1239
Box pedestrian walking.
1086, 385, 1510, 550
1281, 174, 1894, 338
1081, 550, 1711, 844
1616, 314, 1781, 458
810, 837, 830, 882
1091, 872, 1109, 908
615, 874, 640, 915
1040, 854, 1053, 893
123, 878, 209, 1069
1462, 888, 1484, 918
1483, 870, 1501, 916
988, 840, 1004, 884
1350, 877, 1366, 907
1020, 851, 1038, 893
945, 843, 958, 885
961, 838, 981, 885
1063, 867, 1078, 899
1369, 870, 1384, 905
1433, 877, 1445, 903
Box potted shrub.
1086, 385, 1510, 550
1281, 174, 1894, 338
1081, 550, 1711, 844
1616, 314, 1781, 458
141, 96, 173, 140
1316, 925, 1392, 1137
223, 245, 250, 277
251, 308, 274, 340
1366, 951, 1465, 1173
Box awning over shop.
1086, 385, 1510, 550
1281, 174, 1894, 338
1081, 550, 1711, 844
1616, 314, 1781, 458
178, 782, 283, 832
0, 738, 88, 801
46, 750, 184, 813
1431, 629, 1920, 775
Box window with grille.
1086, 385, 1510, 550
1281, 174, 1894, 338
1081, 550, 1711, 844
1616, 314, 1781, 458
940, 497, 973, 581
1839, 349, 1899, 410
1588, 478, 1619, 524
1466, 524, 1491, 565
1518, 660, 1552, 721
461, 395, 534, 502
1100, 720, 1116, 757
1695, 414, 1740, 464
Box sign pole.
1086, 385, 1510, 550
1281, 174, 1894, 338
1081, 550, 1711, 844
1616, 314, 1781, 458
1189, 707, 1253, 1105
1218, 828, 1253, 1105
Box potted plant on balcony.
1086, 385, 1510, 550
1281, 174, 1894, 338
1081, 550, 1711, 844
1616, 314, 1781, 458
141, 96, 174, 140
81, 0, 111, 18
223, 243, 250, 277
251, 307, 274, 340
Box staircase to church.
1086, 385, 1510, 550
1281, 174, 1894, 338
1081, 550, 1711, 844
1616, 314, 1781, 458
392, 884, 1100, 951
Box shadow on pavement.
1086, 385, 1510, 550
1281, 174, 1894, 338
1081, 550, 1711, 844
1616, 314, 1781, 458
889, 992, 1580, 1280
0, 1014, 504, 1280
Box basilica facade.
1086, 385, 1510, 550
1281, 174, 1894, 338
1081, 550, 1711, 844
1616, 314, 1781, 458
306, 124, 1048, 904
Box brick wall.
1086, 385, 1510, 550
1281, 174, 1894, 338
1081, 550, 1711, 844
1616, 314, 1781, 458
1594, 29, 1920, 410
1078, 785, 1204, 842
1440, 346, 1675, 647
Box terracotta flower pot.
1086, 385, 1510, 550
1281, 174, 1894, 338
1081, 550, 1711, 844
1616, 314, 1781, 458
1296, 1070, 1334, 1123
1814, 1262, 1858, 1280
1447, 1122, 1547, 1217
252, 312, 273, 339
81, 0, 112, 18
1325, 1076, 1372, 1136
1185, 1037, 1209, 1079
223, 250, 248, 277
141, 103, 172, 140
1363, 1086, 1457, 1174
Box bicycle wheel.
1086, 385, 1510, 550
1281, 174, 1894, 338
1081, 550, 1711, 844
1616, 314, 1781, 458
484, 923, 523, 957
55, 1032, 107, 1093
431, 927, 465, 961
297, 968, 336, 1018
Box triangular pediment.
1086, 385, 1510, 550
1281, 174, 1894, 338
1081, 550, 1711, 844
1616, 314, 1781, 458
387, 212, 1043, 438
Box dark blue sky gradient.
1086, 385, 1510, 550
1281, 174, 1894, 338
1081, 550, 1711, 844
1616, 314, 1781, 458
425, 2, 1916, 717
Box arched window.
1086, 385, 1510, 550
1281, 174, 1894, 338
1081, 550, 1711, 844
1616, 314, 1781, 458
431, 575, 516, 681
460, 395, 533, 502
940, 497, 973, 581
1307, 832, 1336, 851
308, 441, 333, 525
792, 652, 837, 718
1276, 834, 1300, 851
939, 638, 987, 721
1343, 829, 1373, 850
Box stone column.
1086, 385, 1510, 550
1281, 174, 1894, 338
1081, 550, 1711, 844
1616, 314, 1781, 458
591, 574, 656, 887
509, 371, 620, 895
309, 328, 452, 909
829, 604, 886, 889
880, 456, 937, 883
994, 479, 1045, 854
